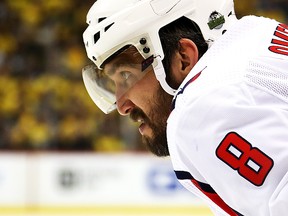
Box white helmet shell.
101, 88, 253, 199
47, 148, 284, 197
83, 0, 236, 64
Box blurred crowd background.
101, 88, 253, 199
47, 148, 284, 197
0, 0, 287, 152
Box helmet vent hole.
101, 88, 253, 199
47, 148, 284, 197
140, 38, 147, 45
143, 47, 150, 53
94, 32, 100, 44
104, 22, 115, 32
98, 17, 107, 23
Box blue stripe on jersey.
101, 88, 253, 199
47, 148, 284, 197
175, 170, 243, 216
175, 170, 215, 193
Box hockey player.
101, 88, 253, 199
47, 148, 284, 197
82, 0, 288, 215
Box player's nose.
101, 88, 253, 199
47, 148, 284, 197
115, 89, 134, 116
116, 96, 134, 116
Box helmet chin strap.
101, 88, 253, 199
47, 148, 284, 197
154, 61, 177, 96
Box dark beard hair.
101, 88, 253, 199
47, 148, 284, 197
130, 86, 173, 157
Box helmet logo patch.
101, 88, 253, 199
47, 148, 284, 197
208, 11, 225, 30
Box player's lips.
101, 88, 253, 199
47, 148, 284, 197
129, 109, 149, 136
136, 118, 146, 135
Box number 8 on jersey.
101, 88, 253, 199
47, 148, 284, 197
216, 132, 274, 186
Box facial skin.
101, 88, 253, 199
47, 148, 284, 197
104, 39, 198, 157
117, 70, 173, 157
103, 47, 172, 156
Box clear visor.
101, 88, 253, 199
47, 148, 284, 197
82, 45, 155, 114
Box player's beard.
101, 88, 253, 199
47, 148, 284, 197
130, 85, 173, 157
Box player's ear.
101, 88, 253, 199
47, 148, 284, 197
170, 38, 199, 82
178, 38, 199, 74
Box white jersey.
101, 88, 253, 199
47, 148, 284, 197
167, 16, 288, 216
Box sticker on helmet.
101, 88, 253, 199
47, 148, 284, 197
208, 11, 225, 30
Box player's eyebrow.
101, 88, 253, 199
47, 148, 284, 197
105, 60, 138, 76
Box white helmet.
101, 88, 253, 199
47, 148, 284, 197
82, 0, 237, 113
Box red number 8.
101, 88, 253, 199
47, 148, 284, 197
216, 132, 274, 186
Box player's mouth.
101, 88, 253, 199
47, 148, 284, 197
129, 108, 152, 136
137, 118, 146, 135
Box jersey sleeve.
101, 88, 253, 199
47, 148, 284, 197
167, 16, 288, 215
171, 80, 288, 215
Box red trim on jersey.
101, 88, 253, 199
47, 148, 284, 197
175, 170, 242, 216
171, 66, 206, 111
191, 179, 239, 216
